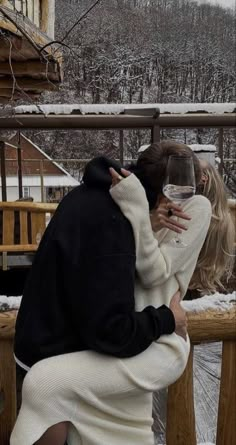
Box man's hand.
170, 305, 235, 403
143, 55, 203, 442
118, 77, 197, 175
169, 291, 187, 341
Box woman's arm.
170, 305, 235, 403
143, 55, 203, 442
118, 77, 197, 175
110, 174, 212, 289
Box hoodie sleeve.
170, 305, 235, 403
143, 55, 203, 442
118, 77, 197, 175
62, 208, 175, 358
110, 174, 212, 291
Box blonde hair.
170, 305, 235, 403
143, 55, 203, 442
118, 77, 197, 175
189, 162, 235, 294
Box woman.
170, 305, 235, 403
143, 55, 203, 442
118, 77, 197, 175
11, 141, 212, 445
188, 160, 234, 295
151, 159, 235, 442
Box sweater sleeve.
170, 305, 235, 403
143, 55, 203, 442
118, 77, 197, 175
62, 209, 175, 358
110, 174, 212, 289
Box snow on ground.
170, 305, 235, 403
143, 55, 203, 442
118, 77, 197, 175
1, 291, 235, 312
14, 103, 236, 116
0, 295, 22, 310
1, 292, 235, 312
182, 291, 236, 312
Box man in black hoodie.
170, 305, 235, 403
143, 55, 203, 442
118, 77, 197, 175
14, 156, 186, 371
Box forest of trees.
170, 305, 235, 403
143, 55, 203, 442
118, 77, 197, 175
3, 0, 236, 193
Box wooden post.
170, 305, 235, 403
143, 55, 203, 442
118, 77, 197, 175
17, 131, 23, 199
166, 346, 196, 445
39, 160, 45, 202
216, 341, 236, 445
0, 141, 7, 201
0, 311, 17, 445
151, 121, 160, 143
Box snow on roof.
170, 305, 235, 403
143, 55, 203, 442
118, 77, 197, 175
14, 103, 236, 116
138, 144, 216, 153
0, 175, 79, 187
189, 144, 216, 152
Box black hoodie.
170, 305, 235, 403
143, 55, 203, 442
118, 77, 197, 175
14, 157, 175, 368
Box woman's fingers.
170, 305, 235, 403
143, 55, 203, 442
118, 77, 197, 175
109, 167, 131, 188
121, 168, 131, 177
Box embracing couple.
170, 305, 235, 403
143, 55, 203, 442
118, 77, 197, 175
11, 140, 234, 445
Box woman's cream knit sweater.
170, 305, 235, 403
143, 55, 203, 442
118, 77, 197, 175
10, 174, 211, 445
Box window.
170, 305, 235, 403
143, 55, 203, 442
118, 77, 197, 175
23, 187, 30, 198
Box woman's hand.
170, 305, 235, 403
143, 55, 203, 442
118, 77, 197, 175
150, 198, 191, 233
109, 167, 131, 187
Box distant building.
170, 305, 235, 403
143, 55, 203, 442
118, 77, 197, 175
139, 144, 217, 166
0, 134, 79, 202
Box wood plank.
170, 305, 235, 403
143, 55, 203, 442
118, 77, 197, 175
31, 212, 46, 244
2, 210, 14, 245
19, 210, 28, 244
0, 311, 17, 340
187, 307, 236, 343
166, 346, 196, 445
0, 202, 57, 212
0, 338, 17, 445
0, 61, 59, 79
0, 244, 38, 252
0, 77, 59, 90
216, 341, 236, 445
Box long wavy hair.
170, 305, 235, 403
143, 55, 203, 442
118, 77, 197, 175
189, 161, 235, 294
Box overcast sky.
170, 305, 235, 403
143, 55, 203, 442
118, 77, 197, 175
197, 0, 235, 9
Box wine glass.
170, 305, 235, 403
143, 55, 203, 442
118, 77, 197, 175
162, 155, 196, 247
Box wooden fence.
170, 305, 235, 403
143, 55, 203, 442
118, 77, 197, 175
0, 199, 235, 444
0, 307, 235, 444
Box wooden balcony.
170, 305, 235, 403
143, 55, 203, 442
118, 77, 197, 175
0, 1, 62, 103
6, 0, 55, 38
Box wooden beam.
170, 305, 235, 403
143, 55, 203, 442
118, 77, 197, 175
166, 346, 197, 445
0, 141, 7, 201
0, 77, 59, 90
187, 307, 236, 343
0, 311, 17, 341
216, 341, 236, 445
0, 338, 17, 444
0, 61, 59, 80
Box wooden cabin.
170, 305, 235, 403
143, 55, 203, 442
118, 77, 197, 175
0, 0, 62, 103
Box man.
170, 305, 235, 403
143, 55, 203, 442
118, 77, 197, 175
14, 155, 187, 372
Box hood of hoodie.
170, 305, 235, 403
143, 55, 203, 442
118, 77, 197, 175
83, 156, 122, 189
83, 156, 158, 210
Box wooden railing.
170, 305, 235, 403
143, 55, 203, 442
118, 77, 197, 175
0, 308, 235, 444
0, 201, 57, 270
167, 307, 236, 445
0, 199, 235, 444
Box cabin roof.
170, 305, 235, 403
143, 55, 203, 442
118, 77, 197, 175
3, 134, 75, 179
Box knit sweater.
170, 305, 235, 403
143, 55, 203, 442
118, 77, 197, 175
109, 174, 212, 383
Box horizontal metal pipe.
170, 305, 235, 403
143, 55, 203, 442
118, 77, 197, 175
0, 115, 158, 130
0, 113, 235, 130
